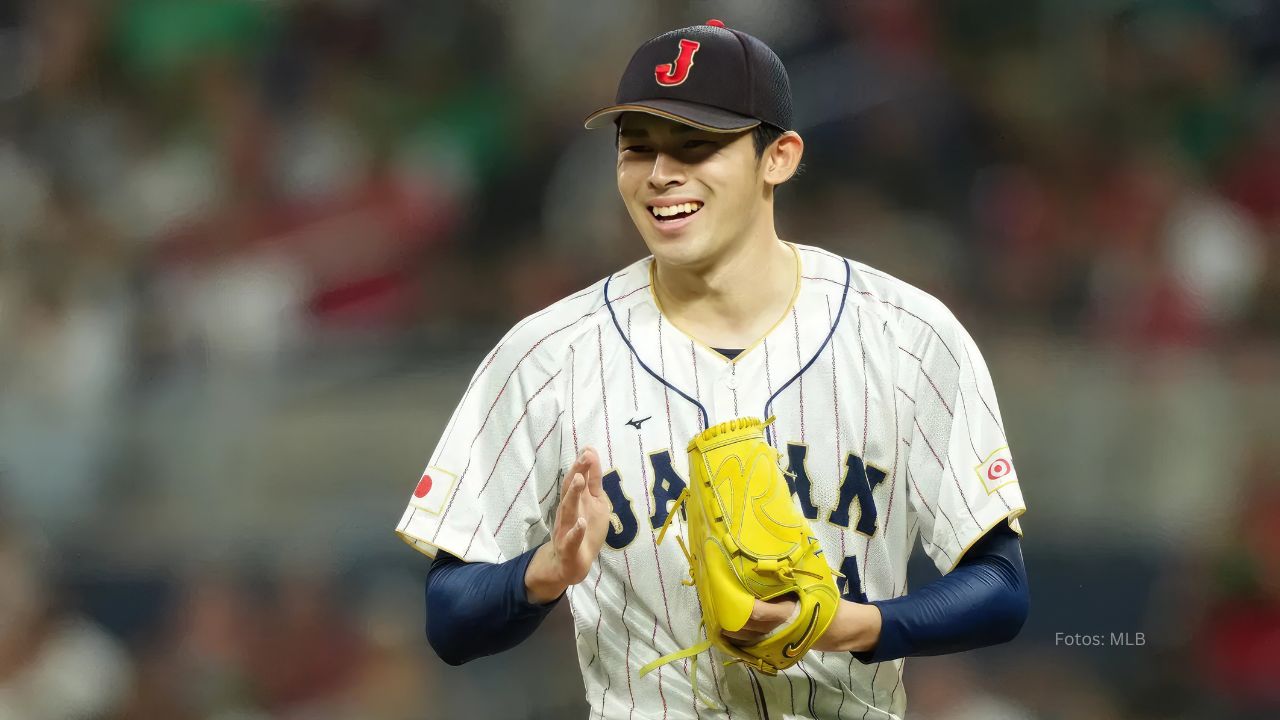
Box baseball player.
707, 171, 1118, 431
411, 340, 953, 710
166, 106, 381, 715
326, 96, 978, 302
397, 20, 1028, 719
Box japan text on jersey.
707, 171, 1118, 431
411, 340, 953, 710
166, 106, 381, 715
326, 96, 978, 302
397, 243, 1026, 719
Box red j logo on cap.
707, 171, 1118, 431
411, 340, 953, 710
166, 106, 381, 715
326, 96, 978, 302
655, 39, 700, 87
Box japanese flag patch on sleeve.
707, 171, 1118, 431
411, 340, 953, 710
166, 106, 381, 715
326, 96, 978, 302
410, 466, 458, 514
974, 447, 1019, 495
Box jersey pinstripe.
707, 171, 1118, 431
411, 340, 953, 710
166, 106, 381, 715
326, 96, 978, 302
396, 242, 1027, 720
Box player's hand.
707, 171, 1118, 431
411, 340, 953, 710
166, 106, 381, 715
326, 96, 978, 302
722, 596, 798, 646
526, 447, 611, 603
551, 447, 612, 584
723, 598, 883, 652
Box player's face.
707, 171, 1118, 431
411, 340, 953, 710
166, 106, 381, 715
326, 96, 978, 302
615, 113, 766, 268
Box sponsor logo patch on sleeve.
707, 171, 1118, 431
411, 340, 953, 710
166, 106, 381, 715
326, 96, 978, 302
974, 447, 1018, 494
410, 466, 457, 514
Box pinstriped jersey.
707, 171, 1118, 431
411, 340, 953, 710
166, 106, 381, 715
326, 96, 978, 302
396, 242, 1027, 720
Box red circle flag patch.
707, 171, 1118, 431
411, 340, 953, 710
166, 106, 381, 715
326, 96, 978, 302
414, 473, 433, 498
974, 448, 1019, 494
409, 466, 456, 514
987, 458, 1012, 482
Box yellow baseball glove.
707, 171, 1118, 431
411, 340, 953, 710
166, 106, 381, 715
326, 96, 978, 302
640, 417, 840, 702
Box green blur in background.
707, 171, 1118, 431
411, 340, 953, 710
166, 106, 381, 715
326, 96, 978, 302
1, 0, 1278, 718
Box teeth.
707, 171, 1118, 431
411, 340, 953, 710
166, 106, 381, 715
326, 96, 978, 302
650, 202, 703, 218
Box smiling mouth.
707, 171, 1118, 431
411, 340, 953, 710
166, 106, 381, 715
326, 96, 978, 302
649, 201, 704, 222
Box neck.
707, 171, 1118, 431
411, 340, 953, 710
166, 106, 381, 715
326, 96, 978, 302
652, 230, 798, 349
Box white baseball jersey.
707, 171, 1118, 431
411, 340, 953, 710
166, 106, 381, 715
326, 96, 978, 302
396, 242, 1027, 720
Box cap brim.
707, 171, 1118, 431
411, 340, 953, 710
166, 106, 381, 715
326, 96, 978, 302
583, 98, 761, 132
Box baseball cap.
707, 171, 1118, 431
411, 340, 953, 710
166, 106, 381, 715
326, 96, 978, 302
583, 19, 793, 133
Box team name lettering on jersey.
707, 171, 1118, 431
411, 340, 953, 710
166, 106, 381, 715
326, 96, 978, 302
616, 444, 889, 542
396, 244, 1027, 718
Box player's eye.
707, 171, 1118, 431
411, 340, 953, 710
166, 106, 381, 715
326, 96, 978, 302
684, 140, 715, 149
622, 145, 652, 154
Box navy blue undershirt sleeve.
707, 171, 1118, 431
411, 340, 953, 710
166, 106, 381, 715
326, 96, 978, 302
852, 522, 1028, 664
424, 544, 561, 666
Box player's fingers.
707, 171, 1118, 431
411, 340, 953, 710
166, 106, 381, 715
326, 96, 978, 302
559, 451, 591, 504
556, 474, 585, 529
738, 617, 782, 633
593, 492, 614, 515
566, 473, 587, 511
722, 630, 765, 646
567, 449, 590, 479
563, 456, 588, 491
582, 447, 606, 497
560, 517, 586, 554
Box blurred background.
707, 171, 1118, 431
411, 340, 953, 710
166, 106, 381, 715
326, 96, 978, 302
1, 0, 1278, 718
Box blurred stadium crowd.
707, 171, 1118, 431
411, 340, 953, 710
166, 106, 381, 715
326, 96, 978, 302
1, 0, 1279, 718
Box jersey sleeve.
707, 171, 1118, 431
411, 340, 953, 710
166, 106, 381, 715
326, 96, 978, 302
395, 335, 567, 564
902, 311, 1026, 574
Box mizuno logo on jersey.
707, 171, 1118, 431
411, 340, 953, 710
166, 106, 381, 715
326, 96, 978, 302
626, 416, 652, 430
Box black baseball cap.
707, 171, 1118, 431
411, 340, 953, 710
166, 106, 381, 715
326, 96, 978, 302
583, 19, 793, 133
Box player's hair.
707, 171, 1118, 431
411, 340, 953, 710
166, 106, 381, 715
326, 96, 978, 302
751, 123, 785, 158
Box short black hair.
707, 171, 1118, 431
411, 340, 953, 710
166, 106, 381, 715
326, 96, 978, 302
751, 123, 786, 158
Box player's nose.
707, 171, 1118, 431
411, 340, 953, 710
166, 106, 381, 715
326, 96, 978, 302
647, 151, 687, 189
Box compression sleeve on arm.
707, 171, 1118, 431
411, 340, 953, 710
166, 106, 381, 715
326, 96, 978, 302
425, 544, 561, 666
852, 522, 1028, 664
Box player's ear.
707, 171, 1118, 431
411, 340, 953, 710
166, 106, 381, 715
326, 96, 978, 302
762, 131, 804, 187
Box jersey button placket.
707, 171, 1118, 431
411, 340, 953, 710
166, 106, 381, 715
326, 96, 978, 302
712, 366, 737, 418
